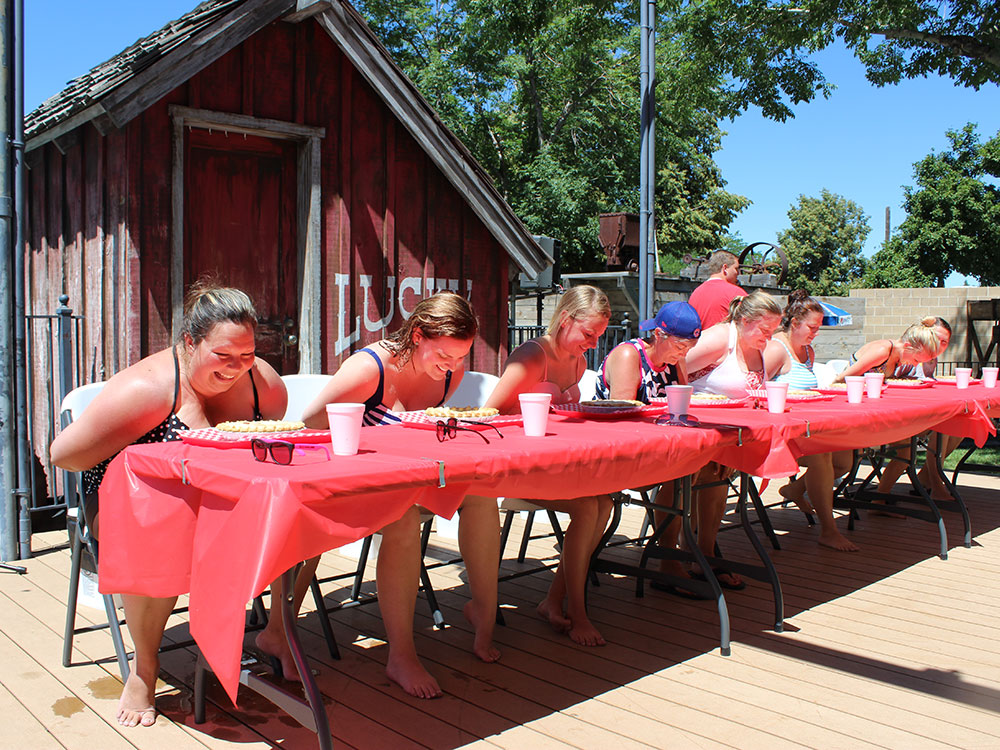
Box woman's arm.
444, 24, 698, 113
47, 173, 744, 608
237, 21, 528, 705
604, 344, 643, 401
764, 339, 790, 379
833, 340, 890, 383
49, 360, 175, 472
301, 351, 382, 428
483, 341, 547, 414
683, 324, 728, 374
250, 359, 288, 420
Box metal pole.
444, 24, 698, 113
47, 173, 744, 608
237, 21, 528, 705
638, 0, 649, 321
0, 0, 21, 565
638, 0, 656, 321
12, 0, 29, 559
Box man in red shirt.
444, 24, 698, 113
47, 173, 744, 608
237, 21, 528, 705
688, 250, 747, 329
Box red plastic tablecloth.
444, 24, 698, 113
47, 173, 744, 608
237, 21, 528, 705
97, 387, 998, 702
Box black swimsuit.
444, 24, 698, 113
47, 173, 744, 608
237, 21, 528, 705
81, 348, 262, 495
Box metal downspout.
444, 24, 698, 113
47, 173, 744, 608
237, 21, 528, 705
12, 0, 28, 559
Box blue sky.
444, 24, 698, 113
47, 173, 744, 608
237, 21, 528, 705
27, 1, 1000, 286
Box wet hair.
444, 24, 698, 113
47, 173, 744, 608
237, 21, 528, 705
547, 285, 611, 335
178, 280, 257, 345
932, 316, 952, 335
725, 290, 782, 326
900, 317, 941, 355
384, 292, 479, 363
707, 250, 739, 274
780, 289, 825, 331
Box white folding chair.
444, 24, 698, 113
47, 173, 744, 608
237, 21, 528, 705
813, 361, 836, 388
577, 368, 600, 401
826, 359, 850, 376
444, 371, 500, 408
60, 382, 133, 680
280, 373, 334, 421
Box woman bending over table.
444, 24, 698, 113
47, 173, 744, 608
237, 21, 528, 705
832, 318, 939, 384
49, 283, 287, 728
484, 284, 614, 646
301, 292, 499, 699
874, 317, 957, 500
681, 290, 783, 591
598, 300, 704, 592
764, 290, 857, 551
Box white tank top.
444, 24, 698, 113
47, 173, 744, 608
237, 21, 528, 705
689, 323, 766, 399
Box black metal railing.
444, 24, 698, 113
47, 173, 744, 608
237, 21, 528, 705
25, 295, 85, 515
508, 313, 633, 372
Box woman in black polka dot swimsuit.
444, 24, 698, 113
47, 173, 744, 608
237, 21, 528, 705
50, 283, 287, 730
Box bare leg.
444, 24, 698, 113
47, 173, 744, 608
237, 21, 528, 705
457, 495, 501, 663
535, 496, 611, 647
255, 556, 321, 681
377, 507, 441, 698
918, 433, 961, 500
777, 474, 814, 514
117, 594, 177, 727
877, 442, 912, 495
692, 475, 741, 588
652, 481, 689, 579
798, 454, 858, 551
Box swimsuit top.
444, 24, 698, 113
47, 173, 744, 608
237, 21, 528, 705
360, 346, 452, 426
522, 340, 582, 405
82, 348, 262, 494
595, 339, 679, 403
689, 323, 765, 399
772, 338, 817, 390
851, 341, 905, 377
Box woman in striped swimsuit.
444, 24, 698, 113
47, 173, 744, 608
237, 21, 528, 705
765, 291, 857, 551
302, 292, 499, 699
50, 284, 287, 728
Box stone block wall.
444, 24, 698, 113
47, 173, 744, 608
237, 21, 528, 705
850, 287, 1000, 367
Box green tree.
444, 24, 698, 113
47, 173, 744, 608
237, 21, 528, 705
776, 189, 869, 295
356, 0, 749, 272
862, 242, 934, 288
870, 124, 1000, 287
675, 1, 1000, 122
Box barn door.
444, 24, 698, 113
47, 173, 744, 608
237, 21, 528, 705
183, 128, 299, 374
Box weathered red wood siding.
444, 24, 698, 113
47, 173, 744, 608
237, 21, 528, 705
26, 17, 509, 390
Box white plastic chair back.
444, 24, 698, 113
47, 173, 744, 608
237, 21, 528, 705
444, 371, 499, 408
577, 369, 600, 401
826, 359, 850, 376
812, 361, 836, 388
281, 373, 334, 421
60, 382, 106, 427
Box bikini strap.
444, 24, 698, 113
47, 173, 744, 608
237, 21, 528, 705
249, 368, 262, 420
436, 370, 453, 407
171, 346, 181, 414
360, 347, 386, 411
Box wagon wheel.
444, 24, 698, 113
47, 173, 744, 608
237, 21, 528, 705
738, 243, 788, 285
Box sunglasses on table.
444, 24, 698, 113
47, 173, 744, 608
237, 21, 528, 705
435, 417, 503, 444
251, 438, 331, 465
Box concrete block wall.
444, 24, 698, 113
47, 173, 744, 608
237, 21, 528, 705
850, 287, 1000, 366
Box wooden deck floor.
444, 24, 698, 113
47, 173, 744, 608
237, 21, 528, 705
4, 473, 1000, 749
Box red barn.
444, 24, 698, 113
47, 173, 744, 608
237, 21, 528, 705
25, 0, 548, 387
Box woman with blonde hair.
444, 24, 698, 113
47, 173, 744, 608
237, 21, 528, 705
485, 285, 614, 646
302, 292, 500, 699
833, 318, 940, 383
50, 283, 287, 727
677, 290, 783, 591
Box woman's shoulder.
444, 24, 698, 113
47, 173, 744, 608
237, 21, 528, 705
509, 337, 549, 365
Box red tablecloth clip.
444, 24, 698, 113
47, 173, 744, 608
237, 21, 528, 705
180, 458, 190, 485
420, 457, 446, 488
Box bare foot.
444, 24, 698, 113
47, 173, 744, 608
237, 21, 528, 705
117, 670, 158, 727
255, 629, 301, 683
818, 530, 860, 552
536, 599, 571, 633
463, 601, 500, 663
779, 483, 814, 514
385, 653, 441, 699
870, 503, 907, 519
567, 616, 606, 647
656, 559, 690, 579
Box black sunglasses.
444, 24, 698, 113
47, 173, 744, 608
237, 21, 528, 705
251, 438, 330, 465
435, 418, 491, 444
